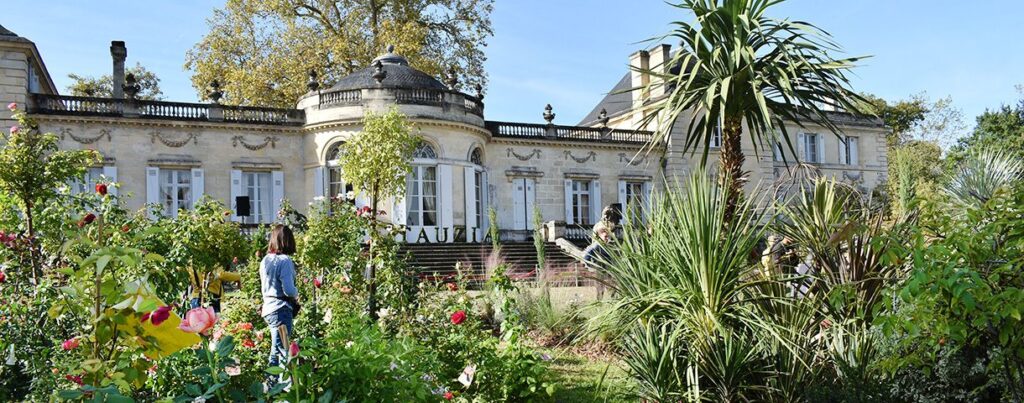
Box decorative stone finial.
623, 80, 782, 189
208, 79, 224, 104
386, 44, 395, 53
123, 73, 141, 100
372, 60, 387, 84
598, 108, 609, 127
543, 104, 555, 124
445, 68, 458, 90
307, 69, 320, 92
474, 83, 483, 100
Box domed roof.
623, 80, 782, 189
328, 46, 448, 92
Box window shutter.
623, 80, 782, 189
797, 133, 805, 160
230, 169, 242, 222
463, 166, 477, 241
617, 180, 627, 206
145, 167, 160, 220
817, 135, 825, 164
563, 179, 574, 225
438, 164, 454, 242
271, 171, 284, 221
525, 179, 536, 230
589, 179, 602, 225
513, 179, 527, 230
838, 137, 848, 165
481, 171, 490, 239
642, 181, 653, 221
313, 166, 325, 198
190, 168, 205, 208
102, 166, 118, 196
849, 137, 859, 166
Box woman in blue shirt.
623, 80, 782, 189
260, 225, 299, 384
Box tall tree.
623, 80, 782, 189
185, 0, 494, 108
643, 0, 868, 219
66, 63, 164, 101
946, 99, 1024, 169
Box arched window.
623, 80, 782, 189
469, 147, 483, 165
413, 143, 437, 159
325, 142, 352, 200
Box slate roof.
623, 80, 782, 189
578, 72, 632, 126
327, 49, 447, 92
0, 24, 31, 43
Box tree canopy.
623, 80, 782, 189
66, 63, 164, 101
185, 0, 494, 108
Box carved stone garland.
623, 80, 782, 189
232, 135, 279, 151
60, 127, 111, 144
564, 150, 596, 163
151, 132, 199, 147
506, 148, 541, 161
618, 153, 648, 166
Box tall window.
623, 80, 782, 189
407, 165, 437, 226
243, 171, 272, 223
843, 136, 859, 165
571, 180, 591, 225
413, 143, 437, 159
710, 125, 722, 148
72, 167, 105, 194
803, 133, 820, 163
625, 181, 645, 223
470, 147, 484, 228
325, 143, 353, 199
160, 169, 191, 218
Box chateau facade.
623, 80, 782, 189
0, 26, 888, 244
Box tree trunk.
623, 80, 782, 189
719, 118, 747, 222
367, 184, 379, 321
23, 200, 39, 286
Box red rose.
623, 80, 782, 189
95, 183, 107, 196
450, 310, 467, 325
289, 341, 300, 357
444, 391, 454, 400
0, 271, 6, 283
242, 338, 256, 348
61, 338, 80, 351
78, 213, 96, 227
232, 256, 239, 265
149, 305, 172, 326
65, 374, 83, 385
446, 282, 458, 292
313, 276, 323, 289
121, 225, 130, 233
140, 312, 151, 323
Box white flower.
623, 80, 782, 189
225, 365, 241, 376
313, 196, 325, 202
457, 364, 477, 387
389, 361, 399, 371
193, 397, 207, 403
457, 296, 466, 304
377, 308, 391, 319
5, 345, 15, 366
322, 308, 334, 324
345, 191, 356, 201
345, 340, 355, 349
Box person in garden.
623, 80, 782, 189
186, 260, 241, 313
259, 225, 299, 386
583, 220, 615, 298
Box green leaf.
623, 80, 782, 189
57, 389, 84, 400
185, 384, 202, 396
95, 255, 113, 275
265, 366, 286, 375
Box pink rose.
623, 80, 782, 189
289, 341, 300, 357
10, 126, 19, 134
150, 305, 172, 326
178, 307, 217, 335
61, 338, 80, 351
450, 310, 467, 325
7, 102, 16, 111
313, 276, 323, 289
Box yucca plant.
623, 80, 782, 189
945, 149, 1024, 208
591, 171, 806, 401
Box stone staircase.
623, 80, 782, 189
400, 241, 590, 285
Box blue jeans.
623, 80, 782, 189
263, 308, 294, 374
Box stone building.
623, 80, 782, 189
0, 25, 887, 246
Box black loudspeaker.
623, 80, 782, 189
235, 196, 251, 217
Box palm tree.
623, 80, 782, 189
640, 0, 869, 219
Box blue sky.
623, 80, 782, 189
5, 1, 1023, 131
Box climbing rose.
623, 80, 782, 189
61, 338, 80, 351
7, 102, 15, 111
444, 391, 454, 400
78, 213, 96, 227
450, 310, 467, 325
178, 307, 217, 335
149, 305, 172, 326
95, 183, 107, 196
0, 271, 6, 283
289, 341, 300, 357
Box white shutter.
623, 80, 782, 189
514, 179, 527, 230
563, 179, 574, 225
589, 179, 602, 224
642, 181, 653, 221
190, 168, 204, 208
145, 167, 160, 220
313, 166, 325, 198
525, 179, 536, 230
464, 166, 477, 241
849, 137, 859, 166
481, 171, 490, 239
839, 137, 848, 165
438, 164, 454, 242
617, 180, 627, 206
797, 133, 805, 160
817, 135, 825, 164
271, 170, 284, 221
103, 166, 118, 196
230, 169, 242, 222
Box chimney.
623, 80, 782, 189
629, 49, 650, 113
110, 41, 127, 99
647, 44, 671, 99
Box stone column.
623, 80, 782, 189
110, 41, 127, 99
